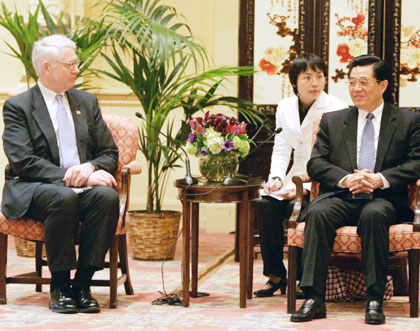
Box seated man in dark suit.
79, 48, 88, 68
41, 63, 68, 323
1, 35, 120, 313
290, 55, 420, 324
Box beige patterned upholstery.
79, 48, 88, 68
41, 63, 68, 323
288, 223, 420, 253
0, 114, 141, 308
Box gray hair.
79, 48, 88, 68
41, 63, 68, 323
32, 35, 76, 77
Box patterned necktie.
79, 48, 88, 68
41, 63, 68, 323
56, 94, 80, 169
355, 112, 375, 199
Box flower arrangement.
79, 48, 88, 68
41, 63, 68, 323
185, 111, 251, 159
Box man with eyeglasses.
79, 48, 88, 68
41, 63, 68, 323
291, 55, 420, 324
1, 35, 119, 313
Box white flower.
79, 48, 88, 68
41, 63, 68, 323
401, 47, 420, 69
348, 39, 366, 57
185, 142, 198, 156
204, 128, 224, 154
264, 46, 288, 67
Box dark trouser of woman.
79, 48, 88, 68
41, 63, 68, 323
257, 195, 306, 280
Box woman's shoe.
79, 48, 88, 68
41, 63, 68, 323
253, 278, 287, 297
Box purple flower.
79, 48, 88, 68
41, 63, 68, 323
223, 139, 235, 152
198, 149, 208, 156
188, 132, 197, 143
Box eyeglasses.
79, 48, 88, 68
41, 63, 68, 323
347, 78, 380, 88
57, 59, 81, 69
298, 74, 325, 83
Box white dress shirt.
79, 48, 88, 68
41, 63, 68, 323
37, 80, 76, 145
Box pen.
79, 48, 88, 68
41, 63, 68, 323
267, 177, 280, 191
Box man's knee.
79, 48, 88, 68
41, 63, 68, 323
90, 186, 119, 209
359, 200, 396, 226
49, 188, 79, 211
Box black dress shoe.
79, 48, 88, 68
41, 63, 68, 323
73, 286, 101, 313
253, 278, 287, 297
290, 298, 327, 322
365, 300, 385, 324
49, 287, 78, 314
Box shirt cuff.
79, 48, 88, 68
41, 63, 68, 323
378, 173, 390, 189
337, 175, 350, 188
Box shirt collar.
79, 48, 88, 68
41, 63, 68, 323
37, 80, 65, 102
358, 101, 384, 119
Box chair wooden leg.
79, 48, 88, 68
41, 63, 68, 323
118, 233, 134, 295
109, 236, 118, 308
35, 242, 43, 292
408, 249, 419, 317
287, 245, 297, 314
0, 233, 8, 304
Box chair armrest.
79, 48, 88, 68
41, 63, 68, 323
288, 174, 311, 227
122, 160, 141, 175
119, 162, 141, 228
414, 180, 420, 232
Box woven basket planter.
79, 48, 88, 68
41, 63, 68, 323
128, 210, 181, 260
14, 237, 46, 258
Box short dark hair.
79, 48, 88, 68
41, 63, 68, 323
348, 54, 391, 83
289, 54, 327, 95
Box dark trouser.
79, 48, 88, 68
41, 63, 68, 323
300, 196, 397, 301
26, 184, 119, 272
257, 196, 305, 280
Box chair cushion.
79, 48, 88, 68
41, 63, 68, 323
0, 213, 44, 241
288, 223, 420, 253
0, 212, 128, 241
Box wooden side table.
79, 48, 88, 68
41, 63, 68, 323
175, 179, 262, 308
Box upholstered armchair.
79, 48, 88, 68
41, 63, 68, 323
287, 174, 420, 317
0, 114, 141, 308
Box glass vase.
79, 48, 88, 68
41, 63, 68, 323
199, 153, 239, 182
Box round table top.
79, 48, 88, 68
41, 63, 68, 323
175, 177, 264, 203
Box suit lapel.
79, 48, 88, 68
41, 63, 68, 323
375, 103, 397, 172
66, 89, 88, 163
31, 86, 60, 165
343, 107, 358, 170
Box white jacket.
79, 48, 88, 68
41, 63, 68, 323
268, 91, 347, 194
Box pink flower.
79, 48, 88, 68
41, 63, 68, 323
227, 122, 247, 135
336, 43, 354, 63
189, 119, 196, 130
259, 59, 278, 75
352, 13, 365, 26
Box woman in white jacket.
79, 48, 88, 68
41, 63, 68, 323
254, 54, 347, 297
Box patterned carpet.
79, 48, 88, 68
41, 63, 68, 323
1, 232, 420, 330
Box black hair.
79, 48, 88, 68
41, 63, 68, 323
348, 54, 391, 82
288, 54, 327, 95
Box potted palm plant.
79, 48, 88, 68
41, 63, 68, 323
98, 0, 262, 260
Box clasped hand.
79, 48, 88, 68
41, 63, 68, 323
342, 169, 383, 195
63, 163, 117, 188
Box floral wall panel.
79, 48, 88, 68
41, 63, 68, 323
253, 0, 299, 105
328, 0, 369, 105
399, 1, 420, 107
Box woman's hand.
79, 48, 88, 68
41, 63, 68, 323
263, 177, 282, 194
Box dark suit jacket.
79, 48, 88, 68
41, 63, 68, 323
306, 102, 420, 222
1, 85, 119, 219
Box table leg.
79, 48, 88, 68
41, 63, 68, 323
235, 204, 240, 262
247, 201, 255, 299
182, 191, 191, 307
239, 191, 249, 308
191, 203, 199, 297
